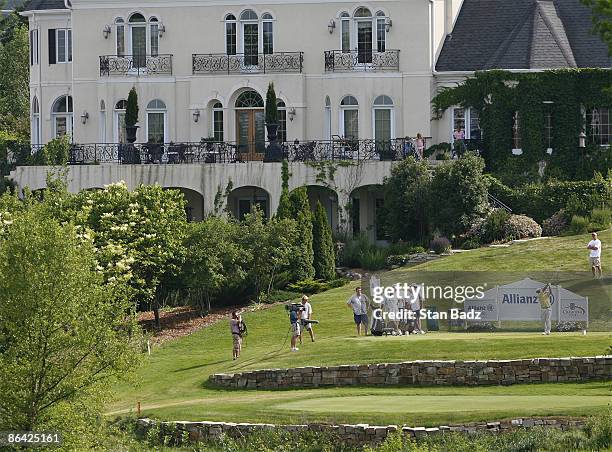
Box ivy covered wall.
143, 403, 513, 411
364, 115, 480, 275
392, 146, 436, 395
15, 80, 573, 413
433, 69, 612, 184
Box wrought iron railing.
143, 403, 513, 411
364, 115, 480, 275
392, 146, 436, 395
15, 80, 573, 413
324, 49, 400, 72
99, 54, 173, 76
192, 52, 303, 74
7, 138, 430, 166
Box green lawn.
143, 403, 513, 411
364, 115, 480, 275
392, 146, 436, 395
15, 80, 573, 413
108, 230, 611, 426
402, 229, 612, 273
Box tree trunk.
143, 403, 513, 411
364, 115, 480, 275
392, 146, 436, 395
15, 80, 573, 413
153, 297, 161, 330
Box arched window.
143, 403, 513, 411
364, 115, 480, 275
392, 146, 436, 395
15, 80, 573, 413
277, 99, 286, 142
99, 100, 106, 142
129, 13, 147, 68
225, 14, 237, 55
375, 11, 386, 52
115, 18, 125, 56
340, 12, 350, 53
340, 95, 358, 139
129, 12, 145, 22
324, 96, 332, 140
235, 90, 265, 154
262, 12, 273, 55
235, 90, 264, 108
52, 95, 73, 139
149, 17, 159, 57
354, 7, 373, 63
373, 95, 394, 147
354, 7, 372, 17
114, 99, 127, 143
32, 97, 40, 145
240, 10, 259, 65
240, 9, 258, 21
212, 101, 223, 141
146, 99, 167, 143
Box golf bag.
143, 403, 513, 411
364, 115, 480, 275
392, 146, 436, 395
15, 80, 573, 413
370, 314, 384, 336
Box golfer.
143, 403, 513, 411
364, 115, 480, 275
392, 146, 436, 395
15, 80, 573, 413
300, 295, 315, 343
347, 287, 369, 336
536, 283, 552, 335
587, 232, 602, 278
229, 311, 242, 360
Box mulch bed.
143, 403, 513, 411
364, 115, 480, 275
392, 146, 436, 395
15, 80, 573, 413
138, 306, 236, 344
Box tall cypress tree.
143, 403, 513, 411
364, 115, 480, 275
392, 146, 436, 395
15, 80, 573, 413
281, 187, 314, 281
312, 201, 336, 281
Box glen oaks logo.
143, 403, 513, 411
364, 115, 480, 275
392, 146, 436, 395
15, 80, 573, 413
371, 283, 487, 321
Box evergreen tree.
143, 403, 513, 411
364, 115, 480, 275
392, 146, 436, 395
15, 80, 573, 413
282, 187, 314, 281
312, 201, 336, 280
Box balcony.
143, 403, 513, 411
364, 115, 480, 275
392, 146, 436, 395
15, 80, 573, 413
192, 52, 303, 75
7, 138, 430, 166
99, 54, 173, 76
324, 49, 400, 72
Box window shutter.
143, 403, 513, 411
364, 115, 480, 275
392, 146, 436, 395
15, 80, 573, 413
48, 29, 56, 64
29, 31, 33, 65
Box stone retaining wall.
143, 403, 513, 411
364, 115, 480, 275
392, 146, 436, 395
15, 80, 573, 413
209, 356, 612, 389
136, 417, 586, 445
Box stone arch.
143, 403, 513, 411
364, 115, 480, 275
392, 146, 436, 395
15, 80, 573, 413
301, 185, 340, 232
227, 185, 270, 220
349, 184, 386, 243
163, 187, 204, 222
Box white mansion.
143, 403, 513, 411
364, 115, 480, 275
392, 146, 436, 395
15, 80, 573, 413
12, 0, 611, 237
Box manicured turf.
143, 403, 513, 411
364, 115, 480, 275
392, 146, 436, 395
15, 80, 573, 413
403, 229, 612, 273
108, 230, 611, 425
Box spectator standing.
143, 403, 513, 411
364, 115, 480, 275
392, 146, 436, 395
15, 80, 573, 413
229, 311, 242, 360
587, 232, 602, 278
347, 287, 370, 336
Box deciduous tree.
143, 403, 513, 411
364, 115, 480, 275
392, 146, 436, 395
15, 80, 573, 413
0, 207, 141, 447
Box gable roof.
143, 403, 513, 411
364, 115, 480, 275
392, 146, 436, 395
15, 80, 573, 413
436, 0, 611, 72
22, 0, 67, 11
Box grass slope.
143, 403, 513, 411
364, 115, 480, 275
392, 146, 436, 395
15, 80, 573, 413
109, 231, 611, 425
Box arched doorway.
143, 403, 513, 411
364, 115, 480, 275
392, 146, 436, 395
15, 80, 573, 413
235, 90, 265, 159
227, 186, 270, 220
164, 187, 204, 222
304, 185, 339, 232
349, 184, 386, 243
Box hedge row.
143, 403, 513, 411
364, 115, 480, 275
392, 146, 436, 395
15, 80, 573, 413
487, 175, 611, 223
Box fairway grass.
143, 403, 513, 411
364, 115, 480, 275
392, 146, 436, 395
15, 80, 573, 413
109, 230, 611, 425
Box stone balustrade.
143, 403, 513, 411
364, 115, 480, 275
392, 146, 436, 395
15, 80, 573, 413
209, 356, 612, 389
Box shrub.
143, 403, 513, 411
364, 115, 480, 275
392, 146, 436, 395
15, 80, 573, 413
125, 87, 139, 127
481, 209, 510, 243
359, 248, 388, 270
461, 237, 481, 250
430, 236, 451, 254
584, 407, 612, 450
568, 215, 590, 235
340, 233, 376, 268
486, 174, 611, 223
589, 208, 612, 232
265, 82, 278, 125
502, 214, 542, 240
429, 152, 489, 237
542, 209, 569, 236
287, 277, 347, 295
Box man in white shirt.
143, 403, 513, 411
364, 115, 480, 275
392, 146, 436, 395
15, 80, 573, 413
299, 295, 315, 343
347, 287, 369, 336
587, 232, 602, 278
